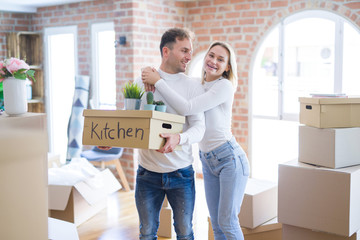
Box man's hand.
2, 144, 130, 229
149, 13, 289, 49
157, 133, 180, 153
97, 146, 112, 150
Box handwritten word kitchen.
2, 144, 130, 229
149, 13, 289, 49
90, 122, 144, 140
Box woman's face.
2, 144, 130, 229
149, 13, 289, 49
204, 45, 230, 80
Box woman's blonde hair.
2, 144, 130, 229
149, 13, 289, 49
201, 41, 238, 90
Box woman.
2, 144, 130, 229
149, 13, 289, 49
142, 41, 249, 240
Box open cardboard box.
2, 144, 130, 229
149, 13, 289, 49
48, 169, 121, 226
299, 97, 360, 128
48, 217, 79, 240
82, 109, 185, 150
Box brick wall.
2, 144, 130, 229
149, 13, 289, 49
112, 0, 186, 187
1, 0, 359, 189
33, 0, 115, 76
0, 12, 32, 58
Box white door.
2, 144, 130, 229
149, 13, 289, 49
44, 26, 77, 164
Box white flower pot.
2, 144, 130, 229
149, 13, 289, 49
3, 77, 28, 116
124, 98, 141, 110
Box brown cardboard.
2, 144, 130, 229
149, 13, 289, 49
48, 169, 121, 226
208, 217, 282, 240
82, 109, 185, 149
158, 207, 175, 238
299, 125, 360, 168
282, 224, 359, 240
278, 160, 360, 236
239, 178, 278, 229
299, 97, 360, 128
0, 114, 48, 240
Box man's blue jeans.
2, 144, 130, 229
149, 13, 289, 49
200, 137, 250, 240
135, 165, 195, 240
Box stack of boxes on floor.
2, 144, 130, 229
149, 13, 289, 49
208, 178, 282, 240
279, 97, 360, 240
158, 196, 175, 238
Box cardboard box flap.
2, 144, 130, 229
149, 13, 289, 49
48, 217, 79, 240
242, 218, 282, 234
83, 109, 185, 124
289, 159, 360, 174
48, 185, 73, 210
74, 169, 121, 205
245, 178, 277, 195
299, 97, 360, 105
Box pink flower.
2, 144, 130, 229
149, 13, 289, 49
0, 61, 5, 82
4, 57, 30, 74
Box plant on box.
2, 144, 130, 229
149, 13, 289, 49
122, 81, 144, 110
143, 91, 156, 110
0, 57, 36, 116
154, 100, 166, 112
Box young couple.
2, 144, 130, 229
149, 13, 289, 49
134, 28, 250, 240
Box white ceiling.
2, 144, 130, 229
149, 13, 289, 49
0, 0, 90, 13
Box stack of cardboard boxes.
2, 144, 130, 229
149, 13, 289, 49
208, 178, 281, 240
279, 97, 360, 239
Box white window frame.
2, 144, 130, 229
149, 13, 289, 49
253, 10, 360, 121
44, 25, 78, 154
91, 22, 115, 109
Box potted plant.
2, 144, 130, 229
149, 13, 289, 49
154, 100, 166, 112
144, 91, 156, 110
122, 81, 144, 110
0, 57, 36, 116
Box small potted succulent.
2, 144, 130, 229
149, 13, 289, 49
122, 81, 144, 110
154, 100, 166, 112
143, 91, 156, 110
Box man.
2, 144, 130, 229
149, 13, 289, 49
135, 28, 205, 240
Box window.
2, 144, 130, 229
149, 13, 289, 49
91, 22, 116, 110
251, 11, 360, 182
44, 26, 77, 163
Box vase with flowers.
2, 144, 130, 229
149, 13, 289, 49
0, 57, 36, 116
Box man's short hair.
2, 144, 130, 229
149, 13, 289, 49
159, 28, 193, 57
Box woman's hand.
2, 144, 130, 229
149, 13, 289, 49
142, 66, 161, 85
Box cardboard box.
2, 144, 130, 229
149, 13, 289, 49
282, 224, 359, 240
278, 160, 360, 236
239, 178, 278, 229
208, 217, 282, 240
299, 97, 360, 128
48, 169, 121, 226
299, 125, 360, 168
48, 217, 79, 240
0, 114, 48, 240
158, 207, 175, 238
82, 109, 185, 149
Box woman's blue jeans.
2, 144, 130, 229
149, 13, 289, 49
135, 165, 195, 240
200, 137, 250, 240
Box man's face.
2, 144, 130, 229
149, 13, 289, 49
164, 38, 192, 74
